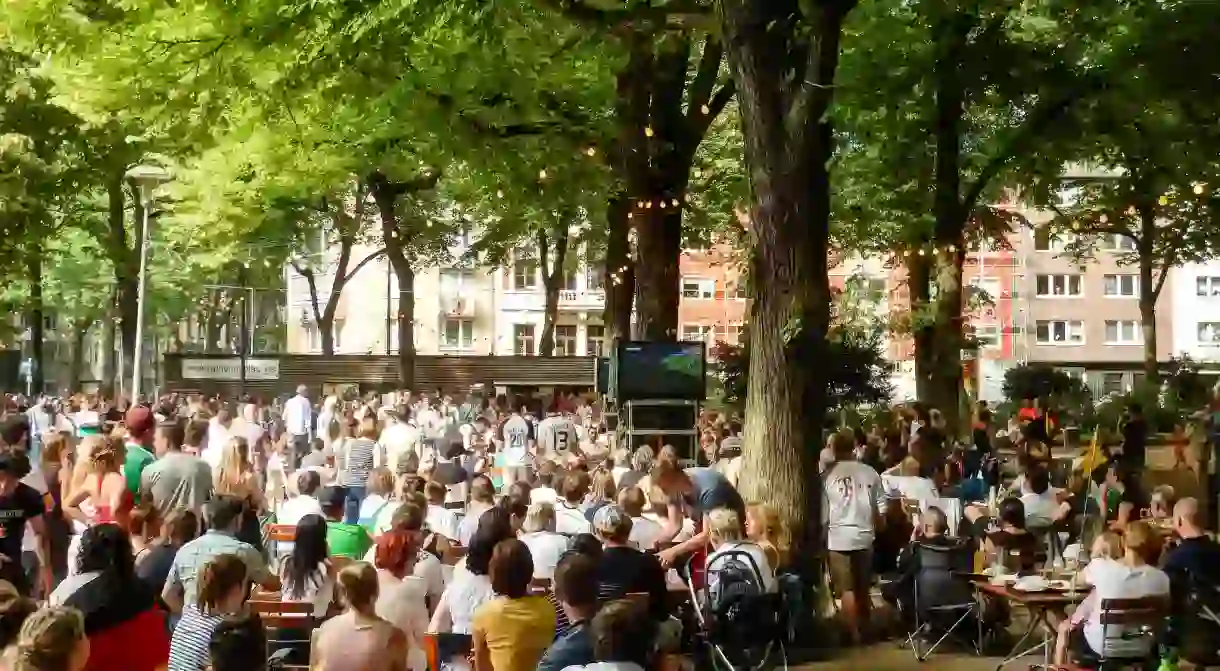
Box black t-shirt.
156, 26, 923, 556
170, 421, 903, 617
596, 546, 669, 619
1121, 417, 1148, 466
0, 482, 46, 563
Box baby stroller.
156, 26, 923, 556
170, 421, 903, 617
682, 549, 789, 671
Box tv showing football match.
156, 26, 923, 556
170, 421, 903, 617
612, 340, 705, 401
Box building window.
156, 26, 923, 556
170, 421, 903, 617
732, 278, 749, 299
728, 324, 744, 343
1101, 372, 1125, 396
563, 270, 579, 291
1104, 320, 1141, 344
1101, 234, 1137, 251
586, 268, 605, 292
681, 277, 715, 299
441, 318, 474, 350
681, 324, 712, 342
305, 324, 321, 352
1035, 274, 1083, 297
1035, 320, 1084, 344
513, 324, 536, 355
586, 325, 605, 356
1198, 322, 1220, 345
1197, 276, 1220, 297
974, 325, 1000, 349
512, 259, 538, 290
440, 268, 474, 295
1103, 274, 1138, 297
555, 325, 577, 355
1033, 228, 1072, 252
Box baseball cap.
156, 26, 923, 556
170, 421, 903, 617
125, 406, 156, 438
592, 504, 631, 538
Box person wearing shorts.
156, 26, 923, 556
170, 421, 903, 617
822, 432, 882, 645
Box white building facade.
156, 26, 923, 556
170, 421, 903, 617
1170, 260, 1220, 362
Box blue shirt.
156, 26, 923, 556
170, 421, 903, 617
536, 622, 594, 671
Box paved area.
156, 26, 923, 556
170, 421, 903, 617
795, 645, 1005, 670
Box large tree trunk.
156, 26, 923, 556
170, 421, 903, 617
106, 176, 138, 384
603, 194, 635, 344
392, 263, 416, 387
27, 247, 45, 395
69, 320, 88, 390
909, 251, 936, 401
537, 224, 569, 357
927, 10, 969, 433
719, 0, 852, 581
1137, 207, 1159, 384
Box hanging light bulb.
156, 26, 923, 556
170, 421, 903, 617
538, 169, 548, 180
1159, 195, 1169, 206
671, 199, 679, 207
700, 104, 710, 115
585, 147, 597, 157
496, 190, 504, 199
1099, 214, 1108, 223
1194, 183, 1205, 195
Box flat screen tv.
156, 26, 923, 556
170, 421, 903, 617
613, 340, 705, 401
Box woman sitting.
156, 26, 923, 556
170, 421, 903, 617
3, 607, 91, 671
1053, 523, 1169, 666
358, 468, 397, 534
705, 507, 778, 602
746, 502, 790, 572
373, 513, 430, 671
168, 554, 249, 671
214, 437, 265, 554
279, 514, 336, 618
428, 508, 514, 634
48, 524, 170, 671
963, 497, 1039, 573
312, 563, 409, 671
472, 539, 556, 671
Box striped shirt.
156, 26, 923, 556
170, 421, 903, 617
339, 438, 378, 488
169, 604, 224, 671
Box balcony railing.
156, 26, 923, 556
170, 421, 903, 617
558, 290, 606, 307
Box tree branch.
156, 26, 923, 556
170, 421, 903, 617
691, 80, 735, 139
539, 0, 712, 30
687, 37, 723, 120
341, 248, 387, 283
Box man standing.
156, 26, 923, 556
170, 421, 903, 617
141, 418, 213, 518
0, 447, 53, 597
283, 384, 312, 470
537, 407, 578, 463
378, 409, 419, 475
822, 432, 883, 646
123, 406, 157, 505
500, 404, 534, 489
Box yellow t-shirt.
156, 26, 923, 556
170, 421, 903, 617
471, 595, 556, 671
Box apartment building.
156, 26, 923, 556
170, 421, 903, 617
1171, 260, 1220, 361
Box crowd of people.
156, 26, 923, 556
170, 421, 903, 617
0, 388, 787, 671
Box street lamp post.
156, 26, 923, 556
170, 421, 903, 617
125, 164, 171, 402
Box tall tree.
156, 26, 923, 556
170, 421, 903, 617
714, 0, 855, 579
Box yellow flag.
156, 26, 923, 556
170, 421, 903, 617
1080, 429, 1103, 473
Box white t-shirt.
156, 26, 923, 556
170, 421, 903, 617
520, 531, 569, 579
379, 422, 419, 473
1020, 490, 1061, 524
457, 503, 493, 547
628, 515, 665, 552
425, 504, 462, 542
501, 415, 531, 467
822, 460, 883, 552
276, 494, 324, 555
554, 501, 593, 536
536, 416, 577, 458
1083, 561, 1170, 658
883, 475, 939, 512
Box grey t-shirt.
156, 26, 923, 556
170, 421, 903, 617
685, 467, 744, 519
140, 451, 214, 517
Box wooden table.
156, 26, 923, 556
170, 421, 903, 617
972, 578, 1090, 670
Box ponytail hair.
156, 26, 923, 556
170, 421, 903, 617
197, 554, 248, 613
12, 607, 84, 671
650, 448, 685, 493
337, 562, 379, 613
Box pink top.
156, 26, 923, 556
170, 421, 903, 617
313, 611, 401, 671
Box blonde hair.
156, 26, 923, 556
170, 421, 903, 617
86, 436, 123, 473
1090, 531, 1123, 561
11, 607, 84, 671
214, 437, 250, 495
366, 468, 395, 497
338, 562, 379, 613
707, 507, 744, 544
522, 502, 556, 534
747, 502, 790, 568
